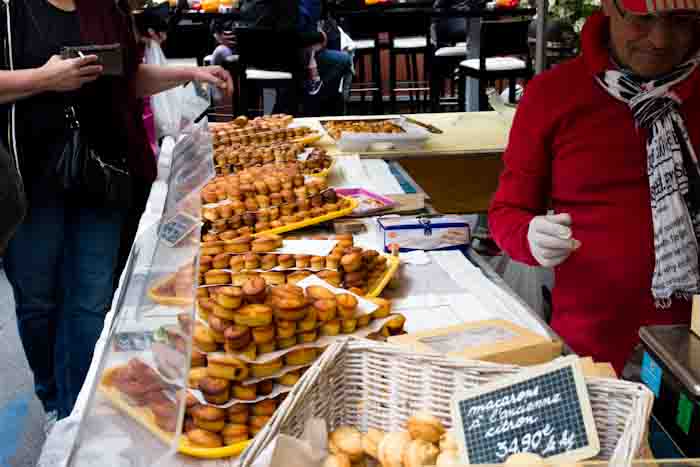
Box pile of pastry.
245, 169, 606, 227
324, 412, 461, 467
181, 277, 404, 448
210, 114, 292, 138
195, 275, 401, 357
211, 118, 315, 149
199, 234, 394, 296
201, 169, 350, 238
104, 358, 180, 433
214, 142, 333, 176
323, 119, 404, 140
214, 141, 306, 169
182, 391, 288, 448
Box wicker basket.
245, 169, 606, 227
239, 338, 654, 467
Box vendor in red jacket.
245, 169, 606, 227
489, 0, 700, 375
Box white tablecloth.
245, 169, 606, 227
39, 150, 547, 467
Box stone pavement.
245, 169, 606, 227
0, 264, 47, 467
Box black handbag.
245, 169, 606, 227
54, 105, 133, 208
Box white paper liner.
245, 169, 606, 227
271, 240, 338, 257
244, 363, 313, 386
294, 274, 379, 315
202, 239, 338, 257
220, 266, 338, 274
218, 315, 391, 364
188, 384, 291, 407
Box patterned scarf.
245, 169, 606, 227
596, 55, 700, 306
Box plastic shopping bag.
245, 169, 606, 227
144, 42, 211, 138
144, 41, 183, 139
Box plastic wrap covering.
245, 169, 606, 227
68, 120, 214, 466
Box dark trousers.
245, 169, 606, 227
5, 183, 126, 419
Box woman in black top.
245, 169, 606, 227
0, 0, 232, 419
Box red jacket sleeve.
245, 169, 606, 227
488, 78, 555, 266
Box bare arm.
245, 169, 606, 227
132, 63, 233, 99
0, 55, 102, 105
0, 69, 50, 104
132, 64, 194, 98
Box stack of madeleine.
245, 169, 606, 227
324, 412, 461, 467
201, 171, 349, 239
198, 234, 393, 296
179, 276, 405, 448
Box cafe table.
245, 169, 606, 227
297, 111, 513, 213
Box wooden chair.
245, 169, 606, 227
386, 14, 433, 114
430, 41, 467, 112
338, 14, 384, 115
457, 17, 533, 111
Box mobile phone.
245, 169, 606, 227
61, 44, 124, 77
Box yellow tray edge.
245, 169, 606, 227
366, 254, 400, 298
253, 197, 359, 237
99, 369, 250, 459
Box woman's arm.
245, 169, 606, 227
0, 55, 102, 105
0, 69, 49, 104
132, 63, 233, 98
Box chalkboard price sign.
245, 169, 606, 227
451, 357, 599, 464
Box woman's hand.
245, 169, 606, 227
142, 28, 168, 45
191, 66, 233, 98
40, 55, 103, 93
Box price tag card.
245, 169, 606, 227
451, 356, 599, 465
159, 212, 201, 247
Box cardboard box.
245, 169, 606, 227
388, 319, 563, 366
691, 295, 700, 338
377, 215, 470, 253
579, 357, 617, 379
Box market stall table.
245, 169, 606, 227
38, 129, 550, 467
298, 111, 512, 213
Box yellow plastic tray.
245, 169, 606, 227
292, 133, 322, 146
99, 367, 250, 459
366, 254, 400, 298
252, 197, 359, 237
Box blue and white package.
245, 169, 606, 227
377, 216, 470, 252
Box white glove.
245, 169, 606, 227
527, 213, 581, 268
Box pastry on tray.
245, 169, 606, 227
148, 262, 197, 306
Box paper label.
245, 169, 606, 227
159, 212, 201, 247
419, 326, 518, 354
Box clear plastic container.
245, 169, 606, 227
69, 120, 214, 466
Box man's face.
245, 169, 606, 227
603, 0, 699, 78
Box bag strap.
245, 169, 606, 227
0, 0, 10, 71
1, 0, 23, 186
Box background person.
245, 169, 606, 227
0, 0, 232, 419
